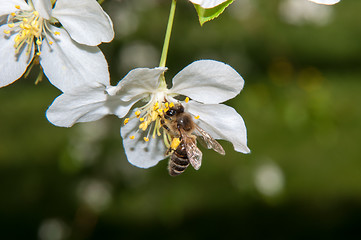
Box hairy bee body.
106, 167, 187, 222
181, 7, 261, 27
161, 103, 225, 176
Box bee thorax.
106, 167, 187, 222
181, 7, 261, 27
177, 114, 194, 132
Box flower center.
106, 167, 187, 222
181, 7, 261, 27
124, 96, 175, 143
3, 4, 58, 56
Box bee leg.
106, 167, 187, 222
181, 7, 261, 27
160, 119, 170, 131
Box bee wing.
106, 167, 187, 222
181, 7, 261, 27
194, 125, 225, 155
180, 130, 203, 170
186, 139, 203, 170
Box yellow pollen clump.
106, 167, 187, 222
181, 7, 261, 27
165, 102, 169, 108
8, 23, 14, 28
36, 52, 41, 56
15, 5, 21, 9
170, 138, 181, 150
185, 97, 190, 103
130, 136, 135, 140
54, 31, 60, 36
36, 39, 42, 45
124, 118, 129, 125
194, 115, 200, 119
144, 137, 150, 142
139, 117, 145, 122
11, 13, 16, 17
49, 41, 54, 45
169, 102, 175, 107
135, 110, 141, 116
3, 30, 10, 34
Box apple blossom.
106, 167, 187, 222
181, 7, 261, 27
0, 0, 114, 92
46, 60, 250, 170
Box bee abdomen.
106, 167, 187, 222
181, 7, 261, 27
168, 155, 189, 176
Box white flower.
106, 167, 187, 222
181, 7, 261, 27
0, 0, 114, 91
46, 60, 250, 169
308, 0, 340, 5
189, 0, 229, 9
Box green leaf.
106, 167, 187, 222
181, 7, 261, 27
194, 0, 234, 26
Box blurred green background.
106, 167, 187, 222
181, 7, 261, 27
1, 0, 361, 239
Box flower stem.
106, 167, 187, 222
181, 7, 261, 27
159, 0, 177, 68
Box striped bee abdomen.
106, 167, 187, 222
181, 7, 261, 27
168, 142, 190, 176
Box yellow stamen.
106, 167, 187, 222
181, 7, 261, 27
139, 117, 145, 122
169, 102, 175, 107
3, 30, 10, 34
194, 115, 200, 120
11, 12, 16, 17
49, 41, 54, 45
165, 102, 169, 108
185, 97, 190, 103
23, 18, 28, 23
144, 137, 149, 142
36, 52, 41, 56
135, 110, 141, 116
170, 138, 181, 150
139, 122, 148, 131
54, 31, 60, 36
36, 39, 42, 45
15, 5, 21, 9
8, 23, 14, 28
124, 118, 129, 125
163, 132, 170, 148
130, 136, 135, 140
33, 11, 39, 16
153, 102, 159, 110
151, 111, 158, 121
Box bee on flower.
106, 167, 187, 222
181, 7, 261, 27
46, 60, 250, 175
0, 0, 114, 91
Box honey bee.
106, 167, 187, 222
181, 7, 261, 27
161, 103, 225, 176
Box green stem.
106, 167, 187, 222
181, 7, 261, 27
159, 0, 177, 68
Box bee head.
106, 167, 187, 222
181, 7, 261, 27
165, 103, 184, 117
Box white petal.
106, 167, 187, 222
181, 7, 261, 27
170, 60, 244, 104
40, 26, 110, 93
189, 0, 228, 9
0, 25, 33, 87
46, 85, 141, 127
121, 109, 167, 168
0, 0, 31, 17
47, 86, 110, 127
114, 67, 167, 101
308, 0, 340, 5
105, 86, 142, 118
32, 0, 52, 20
52, 0, 114, 46
186, 101, 250, 153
